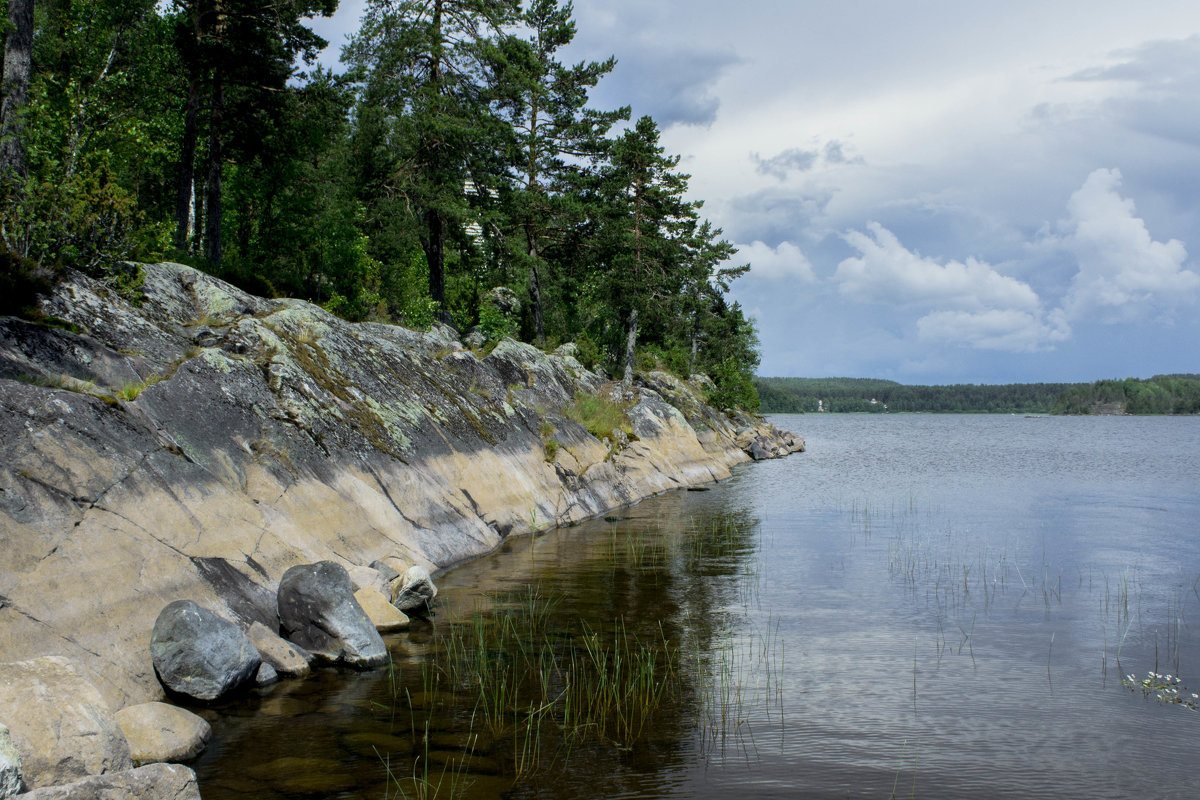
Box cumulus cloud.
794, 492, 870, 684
1056, 168, 1200, 321
835, 222, 1039, 311
917, 309, 1070, 352
832, 223, 1071, 352
736, 240, 817, 282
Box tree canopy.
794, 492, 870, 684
0, 0, 762, 409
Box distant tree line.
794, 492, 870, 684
0, 0, 761, 410
755, 377, 1081, 414
1051, 375, 1200, 415
755, 376, 1200, 415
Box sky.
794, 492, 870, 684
307, 1, 1200, 383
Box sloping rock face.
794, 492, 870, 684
0, 262, 802, 708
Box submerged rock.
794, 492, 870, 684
113, 703, 211, 766
150, 601, 261, 702
392, 564, 438, 614
16, 763, 200, 800
277, 561, 387, 667
0, 657, 132, 790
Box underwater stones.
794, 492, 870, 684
245, 622, 312, 678
391, 564, 438, 614
0, 724, 21, 799
0, 657, 132, 790
113, 703, 211, 766
150, 601, 261, 702
277, 561, 387, 667
354, 587, 410, 632
16, 763, 201, 800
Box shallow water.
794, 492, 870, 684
193, 414, 1200, 799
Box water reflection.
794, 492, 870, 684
193, 415, 1200, 799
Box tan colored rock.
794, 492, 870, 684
245, 622, 311, 678
113, 703, 211, 766
347, 565, 390, 598
354, 587, 410, 632
0, 262, 804, 707
0, 657, 131, 790
17, 763, 200, 800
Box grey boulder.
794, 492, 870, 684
277, 561, 388, 667
150, 600, 261, 702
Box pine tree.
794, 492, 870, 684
494, 0, 625, 344
598, 116, 692, 383
346, 0, 519, 324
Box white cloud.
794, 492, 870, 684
917, 309, 1070, 352
1057, 168, 1200, 321
834, 222, 1039, 311
737, 241, 817, 282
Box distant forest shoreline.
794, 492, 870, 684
755, 375, 1200, 415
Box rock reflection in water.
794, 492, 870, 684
192, 494, 772, 799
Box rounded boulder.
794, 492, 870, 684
150, 601, 261, 702
277, 561, 387, 667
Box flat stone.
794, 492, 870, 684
354, 587, 410, 632
245, 622, 311, 678
0, 657, 131, 790
113, 703, 211, 766
150, 600, 261, 702
17, 763, 200, 800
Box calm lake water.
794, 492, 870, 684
193, 413, 1200, 799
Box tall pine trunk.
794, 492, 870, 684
174, 71, 202, 252
623, 306, 638, 385
425, 207, 449, 323
528, 237, 544, 345
0, 0, 34, 193
203, 65, 225, 265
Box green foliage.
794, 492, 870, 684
542, 437, 559, 461
1, 0, 764, 411
755, 377, 1087, 414
478, 294, 519, 342
565, 391, 632, 441
0, 247, 60, 316
709, 356, 760, 412
1052, 376, 1200, 415
573, 333, 600, 369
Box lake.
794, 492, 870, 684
193, 413, 1200, 799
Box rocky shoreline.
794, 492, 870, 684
0, 262, 803, 796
